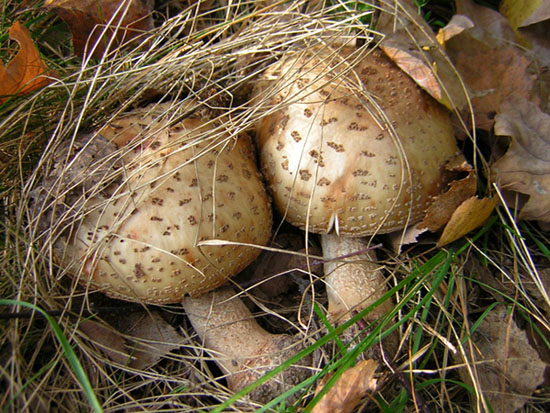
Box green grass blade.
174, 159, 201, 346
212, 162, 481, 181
0, 299, 103, 413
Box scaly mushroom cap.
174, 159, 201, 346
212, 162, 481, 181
55, 104, 272, 303
254, 47, 459, 236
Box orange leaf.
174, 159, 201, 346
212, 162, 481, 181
43, 0, 154, 58
0, 21, 53, 103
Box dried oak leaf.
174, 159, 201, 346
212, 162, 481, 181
312, 360, 378, 413
377, 0, 469, 111
491, 94, 550, 223
43, 0, 154, 58
0, 21, 54, 103
444, 0, 539, 130
456, 306, 546, 413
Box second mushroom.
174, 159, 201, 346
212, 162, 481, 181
253, 44, 460, 331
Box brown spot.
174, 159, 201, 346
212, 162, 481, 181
317, 177, 331, 186
152, 197, 164, 206
190, 178, 198, 187
179, 198, 192, 206
327, 141, 345, 152
304, 108, 312, 117
348, 122, 359, 131
188, 216, 198, 225
151, 216, 163, 221
134, 264, 146, 279
299, 169, 312, 181
217, 174, 229, 182
242, 168, 252, 179
291, 130, 302, 142
361, 150, 376, 157
352, 169, 369, 176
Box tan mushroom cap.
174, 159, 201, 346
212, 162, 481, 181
57, 104, 272, 303
255, 47, 459, 236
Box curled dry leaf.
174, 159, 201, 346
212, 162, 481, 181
456, 306, 546, 413
436, 14, 474, 46
0, 21, 54, 103
312, 359, 378, 413
43, 0, 154, 58
491, 95, 550, 223
377, 0, 468, 111
420, 155, 477, 233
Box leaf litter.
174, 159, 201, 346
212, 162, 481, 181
456, 305, 546, 413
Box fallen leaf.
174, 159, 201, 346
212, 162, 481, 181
121, 311, 184, 370
78, 320, 129, 365
312, 359, 378, 413
436, 14, 474, 46
445, 0, 539, 130
436, 196, 497, 247
491, 94, 550, 223
500, 0, 550, 29
518, 19, 550, 67
377, 1, 469, 111
78, 310, 183, 369
456, 306, 546, 413
455, 0, 517, 45
43, 0, 154, 58
420, 156, 477, 233
0, 21, 54, 103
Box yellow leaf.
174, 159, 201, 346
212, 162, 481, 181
500, 0, 548, 29
437, 196, 497, 247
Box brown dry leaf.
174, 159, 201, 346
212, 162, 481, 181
78, 320, 129, 365
436, 14, 474, 46
420, 156, 477, 233
456, 0, 517, 45
457, 306, 546, 413
121, 311, 184, 370
43, 0, 154, 58
377, 1, 469, 111
79, 311, 183, 369
436, 196, 497, 247
444, 0, 539, 130
312, 359, 378, 413
0, 21, 54, 103
491, 94, 550, 223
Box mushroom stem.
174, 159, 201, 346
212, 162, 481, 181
320, 233, 392, 325
182, 286, 313, 403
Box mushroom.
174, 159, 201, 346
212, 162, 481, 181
42, 102, 311, 402
253, 45, 460, 328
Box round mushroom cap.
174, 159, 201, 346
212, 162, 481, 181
254, 47, 459, 236
54, 104, 272, 303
